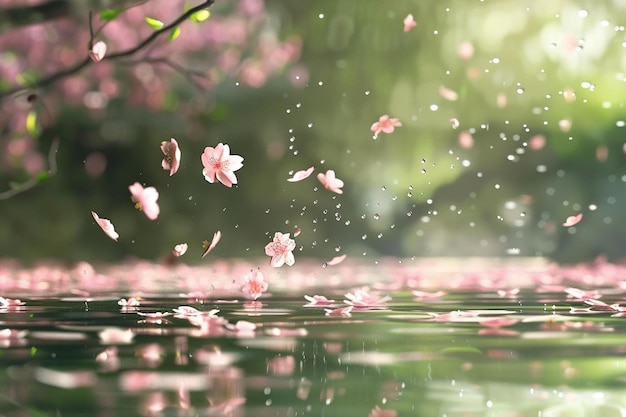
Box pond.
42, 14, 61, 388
2, 257, 626, 417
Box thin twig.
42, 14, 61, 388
0, 0, 215, 98
121, 56, 209, 90
0, 137, 59, 200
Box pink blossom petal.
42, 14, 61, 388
439, 85, 458, 101
304, 295, 336, 306
129, 182, 160, 220
458, 131, 474, 149
91, 211, 119, 241
449, 118, 460, 129
99, 328, 134, 344
324, 306, 353, 317
89, 41, 107, 62
326, 254, 347, 266
563, 213, 583, 227
160, 138, 181, 176
287, 166, 315, 182
402, 14, 416, 33
201, 231, 221, 258
172, 243, 188, 257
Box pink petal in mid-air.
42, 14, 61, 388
172, 243, 188, 257
91, 211, 119, 241
403, 14, 416, 33
439, 85, 458, 101
326, 254, 347, 266
371, 115, 402, 138
89, 41, 107, 62
287, 166, 314, 182
201, 231, 222, 258
317, 170, 344, 194
449, 118, 460, 129
160, 138, 181, 176
563, 213, 583, 227
129, 182, 160, 220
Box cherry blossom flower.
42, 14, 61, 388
241, 269, 268, 300
201, 231, 221, 258
99, 328, 134, 344
91, 211, 119, 241
403, 14, 416, 32
317, 170, 344, 194
287, 166, 314, 182
172, 243, 188, 257
264, 232, 296, 267
89, 41, 107, 62
304, 295, 336, 306
370, 115, 402, 137
326, 254, 347, 266
201, 143, 244, 187
344, 288, 391, 308
160, 138, 181, 176
129, 182, 160, 220
563, 213, 583, 227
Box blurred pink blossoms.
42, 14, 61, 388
240, 269, 268, 300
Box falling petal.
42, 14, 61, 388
287, 166, 314, 182
563, 213, 583, 227
89, 41, 107, 62
91, 211, 119, 241
201, 231, 221, 258
327, 254, 347, 266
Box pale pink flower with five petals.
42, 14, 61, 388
91, 211, 119, 241
264, 232, 296, 267
160, 138, 181, 176
317, 170, 344, 194
201, 143, 244, 188
241, 269, 269, 300
370, 115, 402, 137
129, 182, 160, 220
89, 41, 107, 62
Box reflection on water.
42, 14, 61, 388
2, 258, 626, 416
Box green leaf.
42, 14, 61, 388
36, 171, 49, 182
190, 9, 210, 22
168, 26, 181, 42
26, 110, 40, 136
145, 17, 164, 30
100, 9, 123, 21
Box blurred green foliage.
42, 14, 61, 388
2, 0, 626, 263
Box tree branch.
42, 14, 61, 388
0, 0, 215, 99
